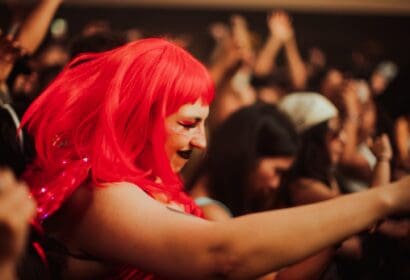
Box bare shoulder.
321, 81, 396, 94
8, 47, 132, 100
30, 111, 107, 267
46, 181, 155, 236
62, 181, 154, 218
90, 181, 152, 202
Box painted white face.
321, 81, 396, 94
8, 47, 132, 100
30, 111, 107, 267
164, 100, 209, 173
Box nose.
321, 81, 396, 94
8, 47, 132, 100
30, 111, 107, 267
191, 128, 207, 150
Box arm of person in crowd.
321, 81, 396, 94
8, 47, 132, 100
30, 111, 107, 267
230, 14, 255, 69
65, 176, 410, 279
280, 12, 307, 90
394, 116, 410, 171
15, 0, 63, 55
228, 14, 257, 105
207, 18, 256, 128
369, 134, 392, 187
253, 11, 284, 77
339, 82, 373, 181
207, 23, 241, 88
198, 178, 335, 280
370, 134, 409, 239
0, 169, 36, 280
376, 218, 410, 239
0, 33, 25, 85
275, 249, 335, 280
289, 178, 362, 262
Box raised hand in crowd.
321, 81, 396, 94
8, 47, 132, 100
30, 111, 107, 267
254, 10, 307, 90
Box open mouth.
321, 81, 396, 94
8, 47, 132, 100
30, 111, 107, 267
177, 150, 192, 160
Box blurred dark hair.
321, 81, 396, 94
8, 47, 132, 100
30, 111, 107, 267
0, 103, 34, 176
287, 121, 332, 186
69, 31, 127, 59
187, 102, 299, 216
250, 71, 290, 92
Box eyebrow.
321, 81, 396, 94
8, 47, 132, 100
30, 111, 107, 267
181, 114, 207, 121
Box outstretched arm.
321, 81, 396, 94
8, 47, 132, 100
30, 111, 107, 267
63, 177, 410, 279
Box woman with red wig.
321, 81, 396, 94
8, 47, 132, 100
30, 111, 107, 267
20, 38, 410, 279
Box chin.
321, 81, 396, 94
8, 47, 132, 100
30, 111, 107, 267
171, 166, 181, 173
171, 163, 186, 173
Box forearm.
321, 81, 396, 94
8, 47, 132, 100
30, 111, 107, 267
253, 36, 281, 76
341, 119, 360, 161
371, 160, 390, 187
17, 0, 63, 54
208, 63, 229, 88
284, 38, 307, 90
217, 186, 391, 279
74, 182, 407, 279
0, 263, 16, 280
208, 58, 241, 89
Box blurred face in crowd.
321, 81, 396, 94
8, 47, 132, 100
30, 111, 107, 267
326, 117, 346, 164
250, 156, 295, 191
321, 69, 344, 99
164, 99, 209, 173
359, 101, 376, 140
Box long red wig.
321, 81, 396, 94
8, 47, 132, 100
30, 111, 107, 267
22, 38, 214, 220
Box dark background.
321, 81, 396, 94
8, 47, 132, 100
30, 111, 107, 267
1, 4, 410, 67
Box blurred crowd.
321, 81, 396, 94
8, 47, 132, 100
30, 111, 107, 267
0, 0, 409, 279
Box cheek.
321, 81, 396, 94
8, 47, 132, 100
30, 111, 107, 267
257, 166, 279, 187
166, 126, 191, 144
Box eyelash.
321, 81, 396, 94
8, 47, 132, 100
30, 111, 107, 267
179, 122, 196, 129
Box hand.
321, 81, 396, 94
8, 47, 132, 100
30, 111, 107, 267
0, 30, 29, 84
209, 22, 230, 42
209, 21, 242, 69
368, 134, 393, 162
230, 14, 255, 66
0, 169, 36, 267
267, 11, 294, 43
0, 31, 27, 63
